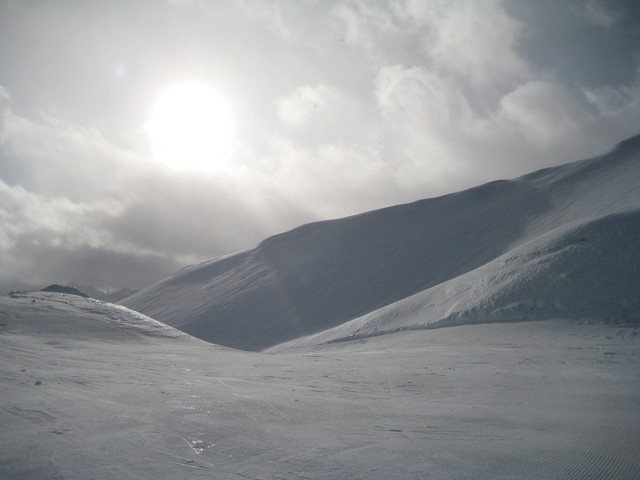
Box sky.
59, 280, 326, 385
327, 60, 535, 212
1, 0, 639, 294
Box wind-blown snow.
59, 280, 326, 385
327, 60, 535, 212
123, 134, 640, 351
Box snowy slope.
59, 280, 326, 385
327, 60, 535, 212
1, 291, 189, 341
123, 134, 640, 351
2, 292, 640, 479
272, 209, 640, 350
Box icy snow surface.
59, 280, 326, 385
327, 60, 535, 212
1, 292, 640, 479
123, 134, 640, 351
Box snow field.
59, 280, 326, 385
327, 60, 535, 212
2, 294, 640, 479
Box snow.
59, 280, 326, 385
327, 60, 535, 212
2, 292, 640, 479
3, 134, 640, 478
122, 133, 640, 351
273, 209, 640, 350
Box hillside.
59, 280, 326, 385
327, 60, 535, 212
122, 134, 640, 351
272, 209, 640, 350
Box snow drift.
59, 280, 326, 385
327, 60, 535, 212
123, 134, 640, 351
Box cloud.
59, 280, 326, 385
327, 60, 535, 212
265, 1, 640, 213
370, 59, 640, 191
584, 70, 640, 114
0, 85, 10, 142
0, 178, 145, 291
263, 137, 395, 218
1, 1, 639, 293
104, 169, 311, 258
332, 0, 531, 104
497, 82, 588, 146
580, 0, 621, 29
397, 0, 531, 102
274, 84, 369, 149
228, 0, 336, 48
581, 70, 640, 143
376, 65, 474, 129
0, 101, 143, 202
0, 181, 118, 249
331, 1, 405, 59
0, 86, 313, 292
373, 64, 477, 191
277, 85, 341, 125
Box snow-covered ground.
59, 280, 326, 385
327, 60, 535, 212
122, 134, 640, 351
2, 292, 639, 479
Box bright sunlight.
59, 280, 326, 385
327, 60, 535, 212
147, 81, 235, 173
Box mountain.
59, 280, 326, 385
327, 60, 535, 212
273, 209, 640, 351
122, 134, 640, 351
69, 283, 138, 303
4, 136, 640, 478
41, 284, 89, 298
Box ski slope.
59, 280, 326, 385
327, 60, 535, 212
123, 134, 640, 351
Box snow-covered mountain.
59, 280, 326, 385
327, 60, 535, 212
274, 209, 640, 351
3, 135, 640, 479
123, 134, 640, 351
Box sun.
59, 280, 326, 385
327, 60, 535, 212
147, 81, 235, 173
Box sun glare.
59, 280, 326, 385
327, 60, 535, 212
148, 81, 235, 173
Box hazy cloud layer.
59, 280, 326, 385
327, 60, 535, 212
0, 0, 639, 292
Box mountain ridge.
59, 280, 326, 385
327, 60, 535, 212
271, 208, 640, 351
122, 133, 640, 351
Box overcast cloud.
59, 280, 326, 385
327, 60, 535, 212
1, 0, 639, 293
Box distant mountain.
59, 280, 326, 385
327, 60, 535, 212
70, 284, 138, 303
5, 283, 137, 302
41, 284, 89, 298
122, 134, 640, 351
